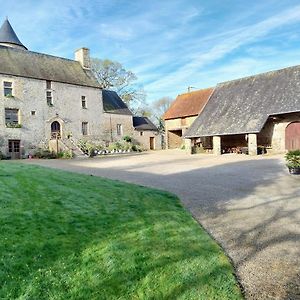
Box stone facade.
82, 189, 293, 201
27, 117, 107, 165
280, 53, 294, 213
133, 130, 161, 150
0, 74, 105, 157
0, 74, 136, 158
165, 116, 197, 149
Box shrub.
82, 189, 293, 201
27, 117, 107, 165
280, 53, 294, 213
123, 135, 132, 143
77, 140, 103, 157
57, 150, 74, 159
33, 148, 57, 159
285, 150, 300, 168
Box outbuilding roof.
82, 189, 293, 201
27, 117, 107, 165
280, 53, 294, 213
102, 90, 133, 115
133, 116, 158, 131
0, 19, 27, 50
185, 65, 300, 138
163, 87, 214, 120
0, 46, 100, 88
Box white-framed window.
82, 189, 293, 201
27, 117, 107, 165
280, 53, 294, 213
82, 122, 88, 135
46, 81, 53, 106
5, 108, 19, 125
81, 96, 87, 108
4, 81, 13, 97
116, 124, 123, 136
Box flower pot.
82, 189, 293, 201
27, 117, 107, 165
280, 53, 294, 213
288, 166, 300, 175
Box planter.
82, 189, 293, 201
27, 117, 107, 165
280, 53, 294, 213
288, 166, 300, 175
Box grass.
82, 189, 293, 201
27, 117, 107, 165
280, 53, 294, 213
0, 162, 243, 300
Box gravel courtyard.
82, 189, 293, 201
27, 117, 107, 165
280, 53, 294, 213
26, 151, 300, 300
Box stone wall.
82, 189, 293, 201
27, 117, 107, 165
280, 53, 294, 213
165, 116, 197, 148
133, 130, 162, 150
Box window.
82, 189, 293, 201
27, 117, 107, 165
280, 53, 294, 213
82, 122, 88, 135
4, 81, 13, 97
116, 124, 123, 136
46, 81, 53, 106
46, 80, 52, 89
5, 108, 19, 125
8, 140, 20, 153
46, 91, 53, 106
31, 111, 36, 116
140, 131, 144, 136
81, 96, 87, 108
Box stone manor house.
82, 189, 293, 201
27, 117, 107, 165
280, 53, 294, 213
0, 19, 159, 158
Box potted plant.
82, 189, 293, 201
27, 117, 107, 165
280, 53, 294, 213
285, 150, 300, 175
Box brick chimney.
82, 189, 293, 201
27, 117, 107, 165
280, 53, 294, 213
75, 47, 90, 69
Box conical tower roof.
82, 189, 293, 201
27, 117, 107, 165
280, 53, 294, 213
0, 19, 27, 50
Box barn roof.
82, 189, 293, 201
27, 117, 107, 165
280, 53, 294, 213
133, 116, 158, 131
0, 19, 27, 50
0, 46, 100, 88
163, 87, 214, 120
185, 65, 300, 138
102, 90, 133, 115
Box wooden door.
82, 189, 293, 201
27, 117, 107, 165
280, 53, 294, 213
9, 140, 21, 159
150, 137, 155, 150
286, 122, 300, 150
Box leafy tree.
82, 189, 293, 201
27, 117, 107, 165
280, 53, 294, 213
91, 58, 146, 109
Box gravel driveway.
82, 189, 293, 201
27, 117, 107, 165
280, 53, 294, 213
26, 150, 300, 300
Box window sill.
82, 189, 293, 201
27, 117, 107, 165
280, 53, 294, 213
6, 123, 22, 128
4, 95, 15, 98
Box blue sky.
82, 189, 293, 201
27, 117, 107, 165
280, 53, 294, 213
1, 0, 300, 102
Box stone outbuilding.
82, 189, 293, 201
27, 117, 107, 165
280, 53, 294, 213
185, 66, 300, 155
163, 88, 214, 149
132, 116, 161, 150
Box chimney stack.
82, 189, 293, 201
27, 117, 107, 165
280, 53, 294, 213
75, 47, 90, 69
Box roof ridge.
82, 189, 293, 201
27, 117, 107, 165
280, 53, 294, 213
178, 87, 214, 96
0, 45, 78, 63
218, 64, 300, 86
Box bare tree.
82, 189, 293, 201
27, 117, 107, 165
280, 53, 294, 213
91, 58, 146, 109
151, 96, 173, 132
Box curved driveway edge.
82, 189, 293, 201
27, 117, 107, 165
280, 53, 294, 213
24, 150, 300, 300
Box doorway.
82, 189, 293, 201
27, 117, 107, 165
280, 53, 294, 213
286, 122, 300, 150
150, 137, 155, 150
8, 140, 21, 159
51, 121, 61, 139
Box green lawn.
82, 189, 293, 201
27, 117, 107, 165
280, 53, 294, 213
0, 162, 242, 300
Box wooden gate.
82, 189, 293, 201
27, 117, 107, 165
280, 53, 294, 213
286, 122, 300, 150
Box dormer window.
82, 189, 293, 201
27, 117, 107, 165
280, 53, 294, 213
4, 81, 13, 97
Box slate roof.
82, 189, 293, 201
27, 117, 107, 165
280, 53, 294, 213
163, 88, 214, 120
0, 46, 100, 88
133, 116, 158, 131
185, 65, 300, 138
102, 90, 133, 115
0, 19, 27, 50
